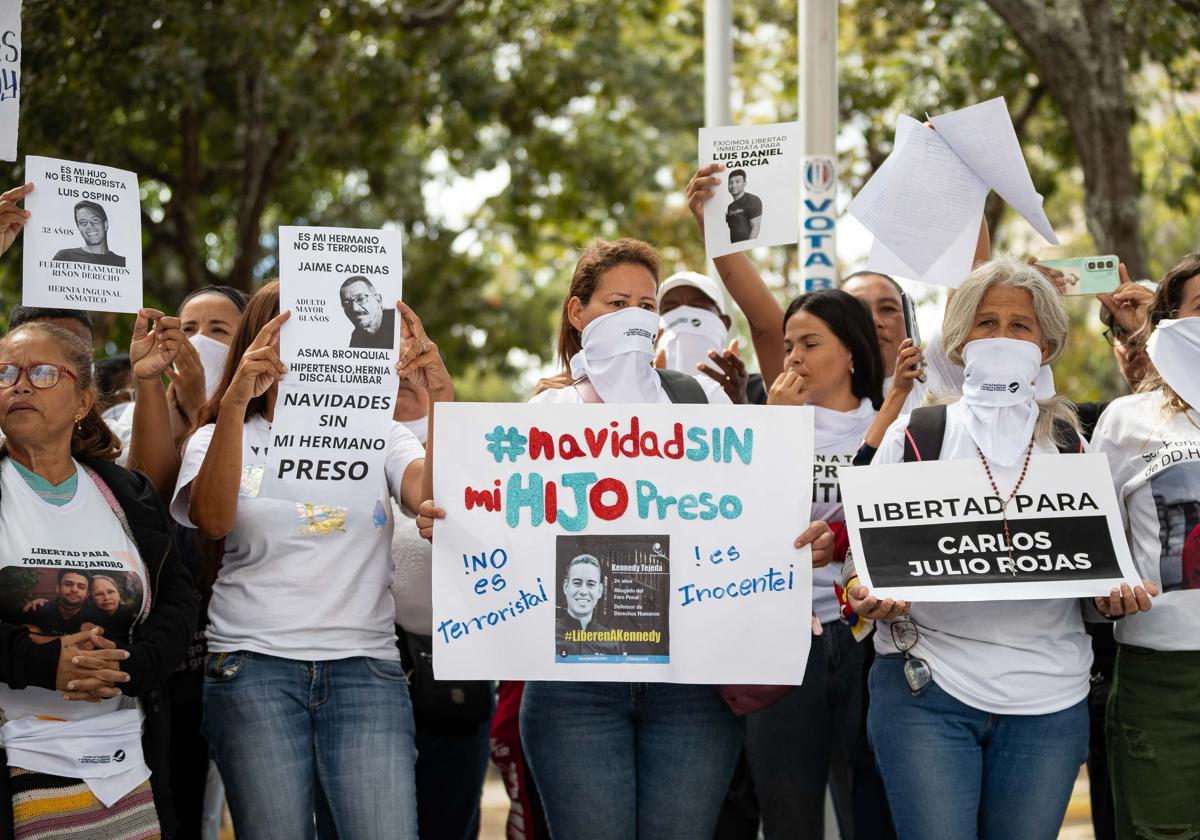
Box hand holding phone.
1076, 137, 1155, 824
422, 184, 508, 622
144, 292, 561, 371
900, 291, 927, 383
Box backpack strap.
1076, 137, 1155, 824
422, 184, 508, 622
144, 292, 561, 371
902, 404, 948, 463
655, 369, 709, 404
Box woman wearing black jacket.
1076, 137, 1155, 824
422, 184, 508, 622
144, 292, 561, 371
0, 320, 197, 839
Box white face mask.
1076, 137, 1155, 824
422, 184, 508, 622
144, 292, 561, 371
658, 306, 727, 375
569, 307, 661, 404
188, 334, 231, 400
400, 416, 428, 446
960, 337, 1043, 465
1148, 318, 1200, 411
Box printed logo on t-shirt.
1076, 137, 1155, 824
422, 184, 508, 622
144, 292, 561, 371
0, 549, 145, 641
1150, 462, 1200, 592
813, 453, 855, 506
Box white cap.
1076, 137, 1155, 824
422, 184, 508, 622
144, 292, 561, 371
657, 271, 727, 317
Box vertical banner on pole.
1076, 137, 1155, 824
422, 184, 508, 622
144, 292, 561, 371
0, 0, 19, 162
800, 156, 836, 290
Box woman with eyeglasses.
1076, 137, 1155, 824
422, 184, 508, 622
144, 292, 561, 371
0, 321, 197, 838
1089, 252, 1200, 840
844, 256, 1156, 840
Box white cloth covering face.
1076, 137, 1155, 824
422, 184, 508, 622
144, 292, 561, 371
659, 306, 727, 376
188, 333, 232, 400
1147, 317, 1200, 412
960, 338, 1043, 466
569, 308, 661, 404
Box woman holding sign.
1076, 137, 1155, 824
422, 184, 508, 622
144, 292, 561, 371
416, 238, 837, 840
846, 256, 1156, 840
172, 280, 451, 840
1090, 252, 1200, 840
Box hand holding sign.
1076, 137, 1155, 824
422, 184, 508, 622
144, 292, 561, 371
395, 301, 453, 397
796, 520, 835, 569
0, 182, 31, 257
1094, 580, 1158, 619
130, 308, 185, 380
846, 582, 910, 621
416, 498, 445, 542
686, 163, 725, 235
225, 310, 290, 407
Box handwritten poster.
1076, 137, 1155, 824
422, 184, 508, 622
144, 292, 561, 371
0, 1, 18, 161
840, 454, 1142, 602
432, 403, 816, 684
261, 225, 403, 507
21, 156, 142, 313
699, 122, 801, 258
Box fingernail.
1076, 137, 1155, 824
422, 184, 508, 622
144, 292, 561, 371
67, 682, 76, 690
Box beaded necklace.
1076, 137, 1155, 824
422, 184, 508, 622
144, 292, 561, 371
976, 442, 1034, 576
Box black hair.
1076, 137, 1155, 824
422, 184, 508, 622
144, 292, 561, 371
73, 200, 108, 224
783, 289, 884, 409
178, 285, 249, 315
841, 269, 904, 297
728, 168, 747, 182
58, 568, 90, 584
7, 306, 94, 339
94, 353, 131, 395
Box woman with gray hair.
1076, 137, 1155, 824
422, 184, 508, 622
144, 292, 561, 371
843, 255, 1155, 840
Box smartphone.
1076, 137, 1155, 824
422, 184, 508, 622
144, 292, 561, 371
1036, 255, 1120, 296
900, 291, 927, 383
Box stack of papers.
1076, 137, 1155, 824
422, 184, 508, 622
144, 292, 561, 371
848, 97, 1059, 288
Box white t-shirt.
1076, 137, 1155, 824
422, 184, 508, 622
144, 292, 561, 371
171, 416, 424, 661
811, 399, 877, 623
0, 460, 150, 804
869, 402, 1093, 715
391, 499, 433, 636
529, 374, 732, 405
921, 327, 965, 397
1091, 391, 1200, 651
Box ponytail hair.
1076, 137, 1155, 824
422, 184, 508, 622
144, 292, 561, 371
0, 323, 121, 462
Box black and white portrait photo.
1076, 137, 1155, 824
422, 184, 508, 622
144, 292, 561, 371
724, 168, 763, 244
340, 275, 395, 349
52, 200, 127, 267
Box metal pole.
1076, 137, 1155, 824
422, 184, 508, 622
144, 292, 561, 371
799, 0, 838, 291
704, 0, 732, 129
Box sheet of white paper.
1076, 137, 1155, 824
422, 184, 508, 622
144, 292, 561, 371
699, 122, 802, 258
0, 1, 19, 161
867, 214, 981, 289
261, 225, 404, 508
872, 123, 989, 277
21, 155, 143, 313
846, 116, 921, 233
929, 97, 1059, 245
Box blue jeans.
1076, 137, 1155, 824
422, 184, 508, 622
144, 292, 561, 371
867, 655, 1088, 840
203, 651, 419, 840
520, 682, 744, 839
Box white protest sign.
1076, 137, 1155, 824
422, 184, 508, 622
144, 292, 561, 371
432, 402, 815, 684
21, 156, 142, 312
699, 122, 801, 258
841, 454, 1142, 602
0, 1, 19, 161
261, 225, 403, 507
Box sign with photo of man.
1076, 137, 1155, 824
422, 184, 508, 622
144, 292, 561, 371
21, 155, 143, 313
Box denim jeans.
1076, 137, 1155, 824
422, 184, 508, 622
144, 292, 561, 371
202, 651, 419, 840
868, 655, 1087, 840
743, 619, 864, 839
520, 682, 744, 839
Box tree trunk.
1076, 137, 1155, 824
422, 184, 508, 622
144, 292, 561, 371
983, 0, 1148, 278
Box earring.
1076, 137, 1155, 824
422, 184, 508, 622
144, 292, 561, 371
849, 362, 855, 374
74, 414, 82, 432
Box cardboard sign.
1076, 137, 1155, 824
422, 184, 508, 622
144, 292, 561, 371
432, 402, 816, 684
261, 225, 403, 507
841, 454, 1142, 601
22, 156, 142, 312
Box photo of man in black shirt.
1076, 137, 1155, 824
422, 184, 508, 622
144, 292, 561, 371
556, 554, 623, 657
340, 275, 396, 349
52, 200, 127, 267
22, 569, 97, 636
724, 168, 763, 243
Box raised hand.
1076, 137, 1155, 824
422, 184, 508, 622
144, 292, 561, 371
697, 338, 749, 404
686, 163, 725, 232
224, 311, 290, 407
166, 337, 208, 423
394, 302, 453, 398
130, 309, 186, 380
1097, 262, 1154, 337
767, 370, 807, 406
0, 183, 33, 258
